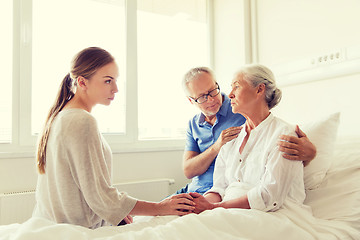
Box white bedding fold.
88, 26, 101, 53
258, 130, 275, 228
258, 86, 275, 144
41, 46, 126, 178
1, 204, 357, 240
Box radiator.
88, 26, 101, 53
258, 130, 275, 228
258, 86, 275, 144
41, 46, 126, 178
0, 178, 174, 225
113, 178, 175, 202
0, 190, 36, 225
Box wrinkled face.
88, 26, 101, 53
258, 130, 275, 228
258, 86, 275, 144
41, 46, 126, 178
85, 61, 119, 107
187, 72, 223, 117
228, 73, 258, 115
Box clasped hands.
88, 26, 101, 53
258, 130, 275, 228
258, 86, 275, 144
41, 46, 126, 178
168, 192, 214, 215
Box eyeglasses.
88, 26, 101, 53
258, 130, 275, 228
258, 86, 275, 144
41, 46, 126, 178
190, 83, 220, 104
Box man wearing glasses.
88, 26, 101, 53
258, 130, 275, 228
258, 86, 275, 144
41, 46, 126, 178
177, 67, 316, 194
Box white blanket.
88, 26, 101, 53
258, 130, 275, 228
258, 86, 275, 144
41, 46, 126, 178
0, 185, 358, 240
0, 207, 356, 240
1, 145, 359, 240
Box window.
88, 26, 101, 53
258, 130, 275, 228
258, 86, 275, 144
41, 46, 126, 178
1, 0, 211, 153
137, 0, 209, 139
0, 0, 13, 143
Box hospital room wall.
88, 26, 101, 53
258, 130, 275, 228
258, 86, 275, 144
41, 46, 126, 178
255, 0, 360, 137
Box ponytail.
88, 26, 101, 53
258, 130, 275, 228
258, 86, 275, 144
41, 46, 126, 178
36, 73, 75, 174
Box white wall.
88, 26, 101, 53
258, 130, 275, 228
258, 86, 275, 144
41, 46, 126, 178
213, 0, 249, 94
255, 0, 360, 137
256, 0, 360, 65
0, 157, 38, 193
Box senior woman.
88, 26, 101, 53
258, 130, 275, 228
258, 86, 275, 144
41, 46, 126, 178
190, 64, 308, 213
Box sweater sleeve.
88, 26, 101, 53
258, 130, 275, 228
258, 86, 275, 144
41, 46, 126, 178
64, 112, 137, 226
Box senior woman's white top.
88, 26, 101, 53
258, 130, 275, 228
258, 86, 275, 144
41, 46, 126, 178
33, 109, 137, 229
206, 113, 306, 212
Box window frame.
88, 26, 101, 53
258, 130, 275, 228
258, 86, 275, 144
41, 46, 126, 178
0, 0, 214, 157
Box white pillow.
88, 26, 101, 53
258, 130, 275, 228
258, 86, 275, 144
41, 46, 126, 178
300, 112, 340, 190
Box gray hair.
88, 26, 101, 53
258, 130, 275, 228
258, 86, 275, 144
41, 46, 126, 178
237, 64, 282, 109
182, 67, 216, 96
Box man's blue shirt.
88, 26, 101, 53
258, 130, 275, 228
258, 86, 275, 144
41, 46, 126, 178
184, 94, 246, 193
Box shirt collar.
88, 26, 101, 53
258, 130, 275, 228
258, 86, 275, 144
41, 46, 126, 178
250, 112, 274, 133
237, 112, 274, 146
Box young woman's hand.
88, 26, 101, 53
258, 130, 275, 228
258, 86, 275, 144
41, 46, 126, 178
118, 215, 133, 225
157, 193, 195, 216
123, 215, 133, 224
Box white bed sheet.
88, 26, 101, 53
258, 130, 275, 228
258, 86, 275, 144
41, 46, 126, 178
0, 141, 359, 240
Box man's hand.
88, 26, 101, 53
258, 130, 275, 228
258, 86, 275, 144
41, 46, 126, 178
183, 126, 242, 179
278, 125, 317, 166
213, 126, 242, 152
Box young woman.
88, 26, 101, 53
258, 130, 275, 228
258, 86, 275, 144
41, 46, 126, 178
33, 47, 195, 229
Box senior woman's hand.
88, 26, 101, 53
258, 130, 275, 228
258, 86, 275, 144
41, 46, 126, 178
189, 192, 216, 214
278, 125, 317, 166
118, 215, 133, 225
